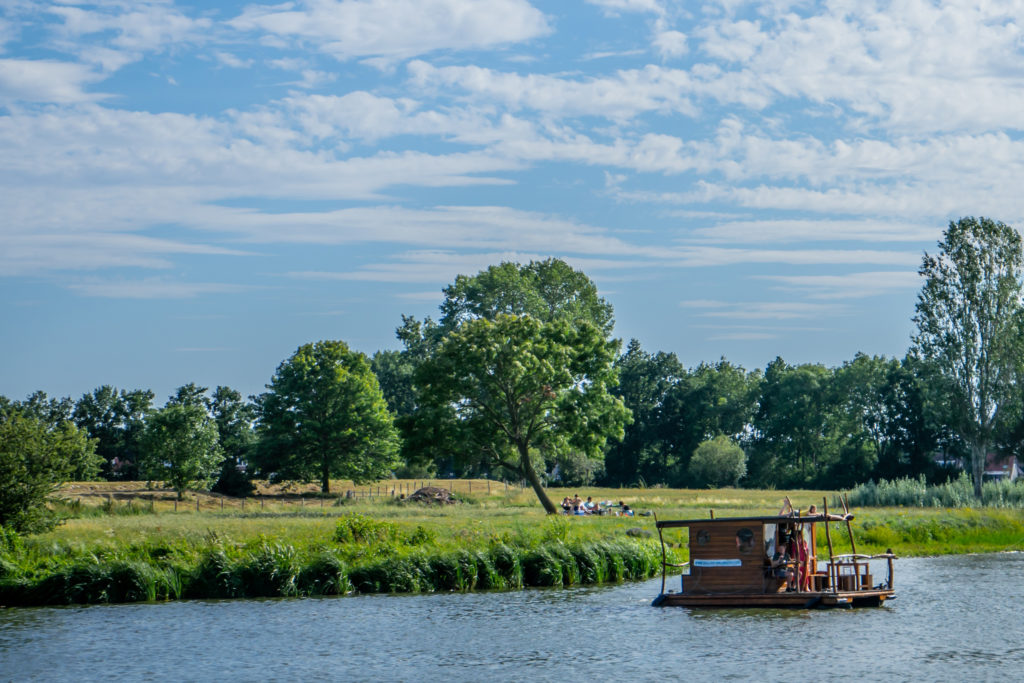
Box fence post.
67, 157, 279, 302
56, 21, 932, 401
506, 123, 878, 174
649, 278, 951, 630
221, 498, 224, 512
174, 499, 177, 512
196, 497, 200, 512
261, 496, 264, 509
469, 480, 472, 494
488, 480, 491, 494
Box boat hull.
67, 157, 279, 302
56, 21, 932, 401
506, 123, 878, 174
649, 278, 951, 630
652, 589, 894, 609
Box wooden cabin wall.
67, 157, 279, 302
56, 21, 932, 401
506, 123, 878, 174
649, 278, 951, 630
686, 522, 767, 594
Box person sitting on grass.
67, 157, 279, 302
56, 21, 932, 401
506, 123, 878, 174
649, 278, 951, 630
561, 497, 573, 514
619, 501, 633, 517
584, 496, 599, 514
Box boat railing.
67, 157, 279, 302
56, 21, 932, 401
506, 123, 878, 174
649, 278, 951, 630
826, 552, 897, 592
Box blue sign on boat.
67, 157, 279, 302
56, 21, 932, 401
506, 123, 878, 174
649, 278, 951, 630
693, 559, 743, 567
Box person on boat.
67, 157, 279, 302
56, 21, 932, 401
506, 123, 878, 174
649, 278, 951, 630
794, 533, 811, 591
771, 538, 795, 590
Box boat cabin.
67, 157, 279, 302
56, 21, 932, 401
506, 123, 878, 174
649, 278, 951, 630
652, 499, 896, 608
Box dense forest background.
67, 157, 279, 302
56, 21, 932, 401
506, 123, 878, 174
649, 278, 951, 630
4, 218, 1024, 523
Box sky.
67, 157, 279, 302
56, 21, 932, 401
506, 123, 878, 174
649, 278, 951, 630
3, 0, 1024, 404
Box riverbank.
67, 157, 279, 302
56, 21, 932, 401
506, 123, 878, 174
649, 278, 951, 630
2, 482, 1023, 607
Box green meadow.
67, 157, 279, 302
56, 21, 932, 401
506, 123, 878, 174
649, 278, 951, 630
2, 481, 1023, 607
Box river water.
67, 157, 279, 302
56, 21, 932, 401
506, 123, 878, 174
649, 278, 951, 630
2, 554, 1023, 682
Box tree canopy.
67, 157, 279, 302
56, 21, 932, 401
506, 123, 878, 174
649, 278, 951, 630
139, 403, 223, 500
255, 340, 399, 493
913, 216, 1024, 496
0, 414, 96, 533
416, 314, 629, 513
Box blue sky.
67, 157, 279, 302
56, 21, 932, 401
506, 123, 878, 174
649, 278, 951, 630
3, 0, 1022, 403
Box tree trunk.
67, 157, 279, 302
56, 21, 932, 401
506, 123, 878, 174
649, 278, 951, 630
517, 441, 557, 514
321, 460, 330, 494
971, 440, 986, 499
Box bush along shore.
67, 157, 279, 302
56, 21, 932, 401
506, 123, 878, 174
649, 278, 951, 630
0, 514, 666, 607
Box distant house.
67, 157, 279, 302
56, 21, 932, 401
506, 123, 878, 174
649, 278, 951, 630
984, 454, 1022, 481
931, 452, 1022, 482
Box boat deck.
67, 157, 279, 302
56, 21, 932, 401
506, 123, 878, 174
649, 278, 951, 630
653, 588, 894, 609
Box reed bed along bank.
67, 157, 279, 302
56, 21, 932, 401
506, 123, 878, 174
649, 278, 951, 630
3, 481, 1024, 607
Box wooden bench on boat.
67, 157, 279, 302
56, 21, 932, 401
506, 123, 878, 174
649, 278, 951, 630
652, 497, 896, 609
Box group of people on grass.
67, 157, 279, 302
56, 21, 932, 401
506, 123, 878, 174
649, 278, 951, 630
560, 494, 633, 517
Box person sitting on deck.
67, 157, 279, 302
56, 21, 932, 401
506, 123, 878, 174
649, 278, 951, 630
771, 538, 795, 591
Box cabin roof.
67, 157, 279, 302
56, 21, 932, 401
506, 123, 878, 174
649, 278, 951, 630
656, 513, 851, 529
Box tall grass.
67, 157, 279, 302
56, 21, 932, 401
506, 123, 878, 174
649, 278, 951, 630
845, 474, 1024, 508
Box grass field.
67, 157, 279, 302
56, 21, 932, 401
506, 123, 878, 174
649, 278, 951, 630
2, 480, 1024, 607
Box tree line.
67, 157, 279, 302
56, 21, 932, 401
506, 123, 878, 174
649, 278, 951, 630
3, 216, 1023, 528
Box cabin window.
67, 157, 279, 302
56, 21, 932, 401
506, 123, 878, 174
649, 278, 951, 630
735, 528, 754, 553
696, 529, 710, 546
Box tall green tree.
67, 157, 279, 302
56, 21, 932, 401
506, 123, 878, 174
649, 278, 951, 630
255, 341, 399, 493
139, 403, 223, 500
416, 314, 629, 513
0, 414, 97, 533
400, 259, 621, 480
912, 216, 1024, 497
440, 258, 614, 334
209, 386, 257, 496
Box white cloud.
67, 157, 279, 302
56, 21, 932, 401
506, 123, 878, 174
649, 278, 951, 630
681, 299, 841, 320
687, 219, 938, 244
586, 0, 664, 16
214, 51, 253, 68
229, 0, 551, 62
756, 270, 922, 299
694, 1, 1024, 133
0, 58, 105, 104
69, 278, 251, 299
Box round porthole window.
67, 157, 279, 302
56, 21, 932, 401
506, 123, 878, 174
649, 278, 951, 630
696, 530, 710, 545
736, 528, 754, 553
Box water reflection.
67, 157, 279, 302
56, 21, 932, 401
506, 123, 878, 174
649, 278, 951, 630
2, 555, 1024, 681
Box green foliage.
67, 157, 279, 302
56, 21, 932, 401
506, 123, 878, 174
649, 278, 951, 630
439, 258, 615, 335
913, 216, 1024, 496
416, 313, 629, 512
689, 436, 747, 487
255, 340, 400, 493
847, 474, 1024, 508
334, 513, 399, 544
73, 386, 154, 480
0, 414, 96, 533
139, 403, 223, 500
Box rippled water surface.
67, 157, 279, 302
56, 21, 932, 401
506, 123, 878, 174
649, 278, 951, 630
2, 554, 1024, 681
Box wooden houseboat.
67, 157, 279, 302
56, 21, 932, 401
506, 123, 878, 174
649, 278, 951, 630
652, 498, 896, 608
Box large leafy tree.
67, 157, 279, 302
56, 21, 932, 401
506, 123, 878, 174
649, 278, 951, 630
255, 340, 399, 493
440, 258, 614, 334
0, 414, 97, 533
399, 259, 621, 480
417, 314, 629, 513
912, 217, 1024, 497
139, 403, 223, 500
